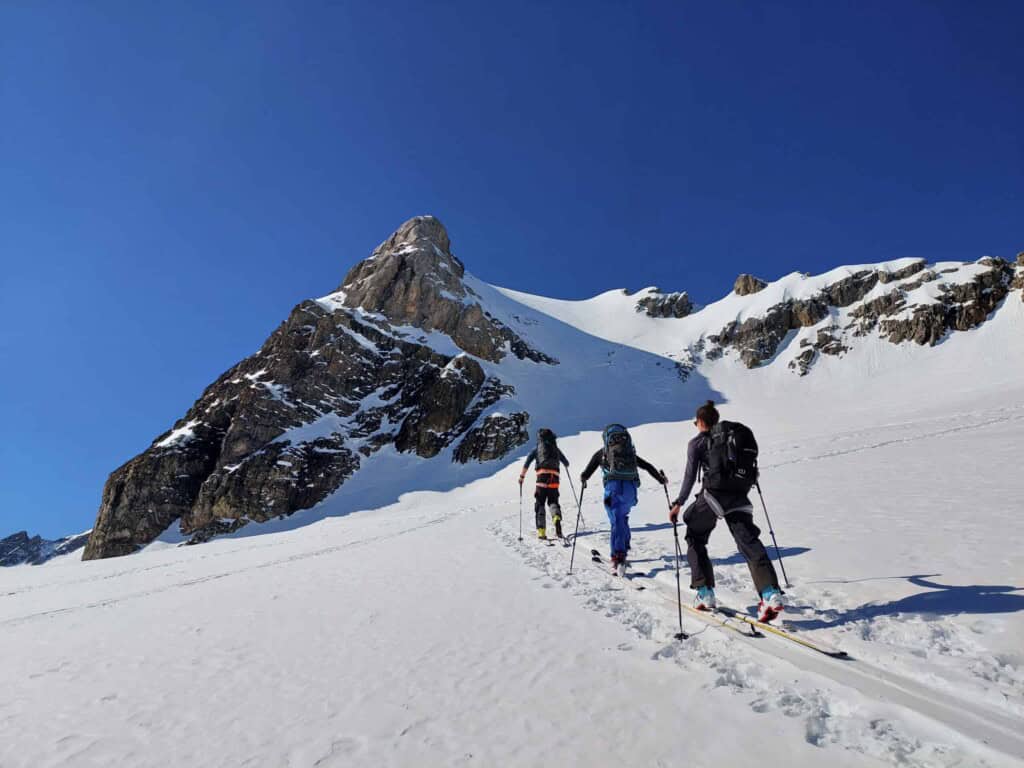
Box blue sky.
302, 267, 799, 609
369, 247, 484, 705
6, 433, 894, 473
2, 1, 1021, 538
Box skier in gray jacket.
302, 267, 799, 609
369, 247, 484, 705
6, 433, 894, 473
669, 401, 783, 621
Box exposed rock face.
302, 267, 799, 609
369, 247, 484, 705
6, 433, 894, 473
637, 291, 694, 318
734, 274, 767, 296
710, 298, 829, 368
788, 327, 849, 376
84, 216, 546, 560
1, 530, 91, 566
878, 258, 1016, 345
339, 216, 554, 364
710, 258, 1007, 370
453, 412, 530, 463
877, 260, 927, 284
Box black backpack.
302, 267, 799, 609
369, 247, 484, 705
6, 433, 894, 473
703, 421, 759, 493
602, 424, 639, 482
535, 429, 560, 470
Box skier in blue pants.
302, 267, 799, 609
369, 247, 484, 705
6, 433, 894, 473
580, 424, 667, 574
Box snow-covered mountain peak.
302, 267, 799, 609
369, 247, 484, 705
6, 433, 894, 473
81, 215, 1022, 561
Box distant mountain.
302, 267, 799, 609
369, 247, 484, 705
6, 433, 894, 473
81, 215, 1024, 559
1, 530, 91, 566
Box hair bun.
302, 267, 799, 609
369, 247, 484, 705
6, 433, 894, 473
705, 400, 715, 407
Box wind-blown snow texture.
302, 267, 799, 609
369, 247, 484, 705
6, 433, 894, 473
5, 220, 1023, 766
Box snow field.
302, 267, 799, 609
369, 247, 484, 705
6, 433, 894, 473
4, 401, 1023, 767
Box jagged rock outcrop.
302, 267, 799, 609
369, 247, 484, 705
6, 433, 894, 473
710, 298, 829, 368
339, 216, 554, 364
636, 291, 693, 318
877, 258, 1016, 345
1, 530, 91, 566
453, 412, 530, 463
734, 274, 767, 296
711, 258, 1005, 370
843, 258, 1016, 346
788, 327, 849, 376
878, 260, 927, 284
85, 216, 546, 560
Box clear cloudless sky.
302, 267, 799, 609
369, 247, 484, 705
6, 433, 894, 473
1, 1, 1022, 537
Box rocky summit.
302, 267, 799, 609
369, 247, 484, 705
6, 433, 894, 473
84, 216, 542, 560
80, 216, 1023, 559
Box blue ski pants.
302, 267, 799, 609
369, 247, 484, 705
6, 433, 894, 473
603, 479, 638, 558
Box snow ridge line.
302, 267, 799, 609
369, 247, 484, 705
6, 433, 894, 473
492, 513, 1024, 764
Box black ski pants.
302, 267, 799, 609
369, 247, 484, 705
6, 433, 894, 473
683, 495, 779, 596
534, 486, 562, 530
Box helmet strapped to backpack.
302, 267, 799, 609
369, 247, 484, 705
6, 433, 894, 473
703, 421, 759, 493
536, 428, 560, 470
602, 424, 639, 482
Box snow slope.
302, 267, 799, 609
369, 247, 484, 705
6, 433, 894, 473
4, 401, 1023, 767
4, 264, 1022, 767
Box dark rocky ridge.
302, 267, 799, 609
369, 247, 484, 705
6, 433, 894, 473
84, 216, 536, 560
1, 530, 91, 566
636, 290, 694, 318
846, 258, 1016, 344
710, 257, 1016, 372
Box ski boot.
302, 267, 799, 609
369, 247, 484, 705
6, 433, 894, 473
553, 514, 563, 540
611, 552, 627, 577
757, 587, 784, 622
537, 527, 547, 541
694, 586, 717, 611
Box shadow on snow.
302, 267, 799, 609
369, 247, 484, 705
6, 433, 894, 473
789, 574, 1024, 629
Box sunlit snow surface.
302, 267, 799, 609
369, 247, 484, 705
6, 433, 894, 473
4, 265, 1023, 767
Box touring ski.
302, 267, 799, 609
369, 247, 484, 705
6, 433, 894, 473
713, 604, 849, 658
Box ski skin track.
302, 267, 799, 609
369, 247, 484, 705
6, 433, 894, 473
520, 524, 1024, 763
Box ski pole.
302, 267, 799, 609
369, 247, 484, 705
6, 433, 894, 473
663, 483, 687, 641
567, 482, 586, 575
672, 522, 687, 640
755, 481, 791, 588
566, 473, 585, 528
518, 479, 523, 542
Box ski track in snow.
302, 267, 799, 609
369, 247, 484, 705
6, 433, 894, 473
489, 408, 1024, 768
494, 514, 1024, 767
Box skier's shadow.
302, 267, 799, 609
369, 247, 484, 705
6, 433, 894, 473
713, 546, 810, 567
628, 546, 811, 581
789, 574, 1024, 629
